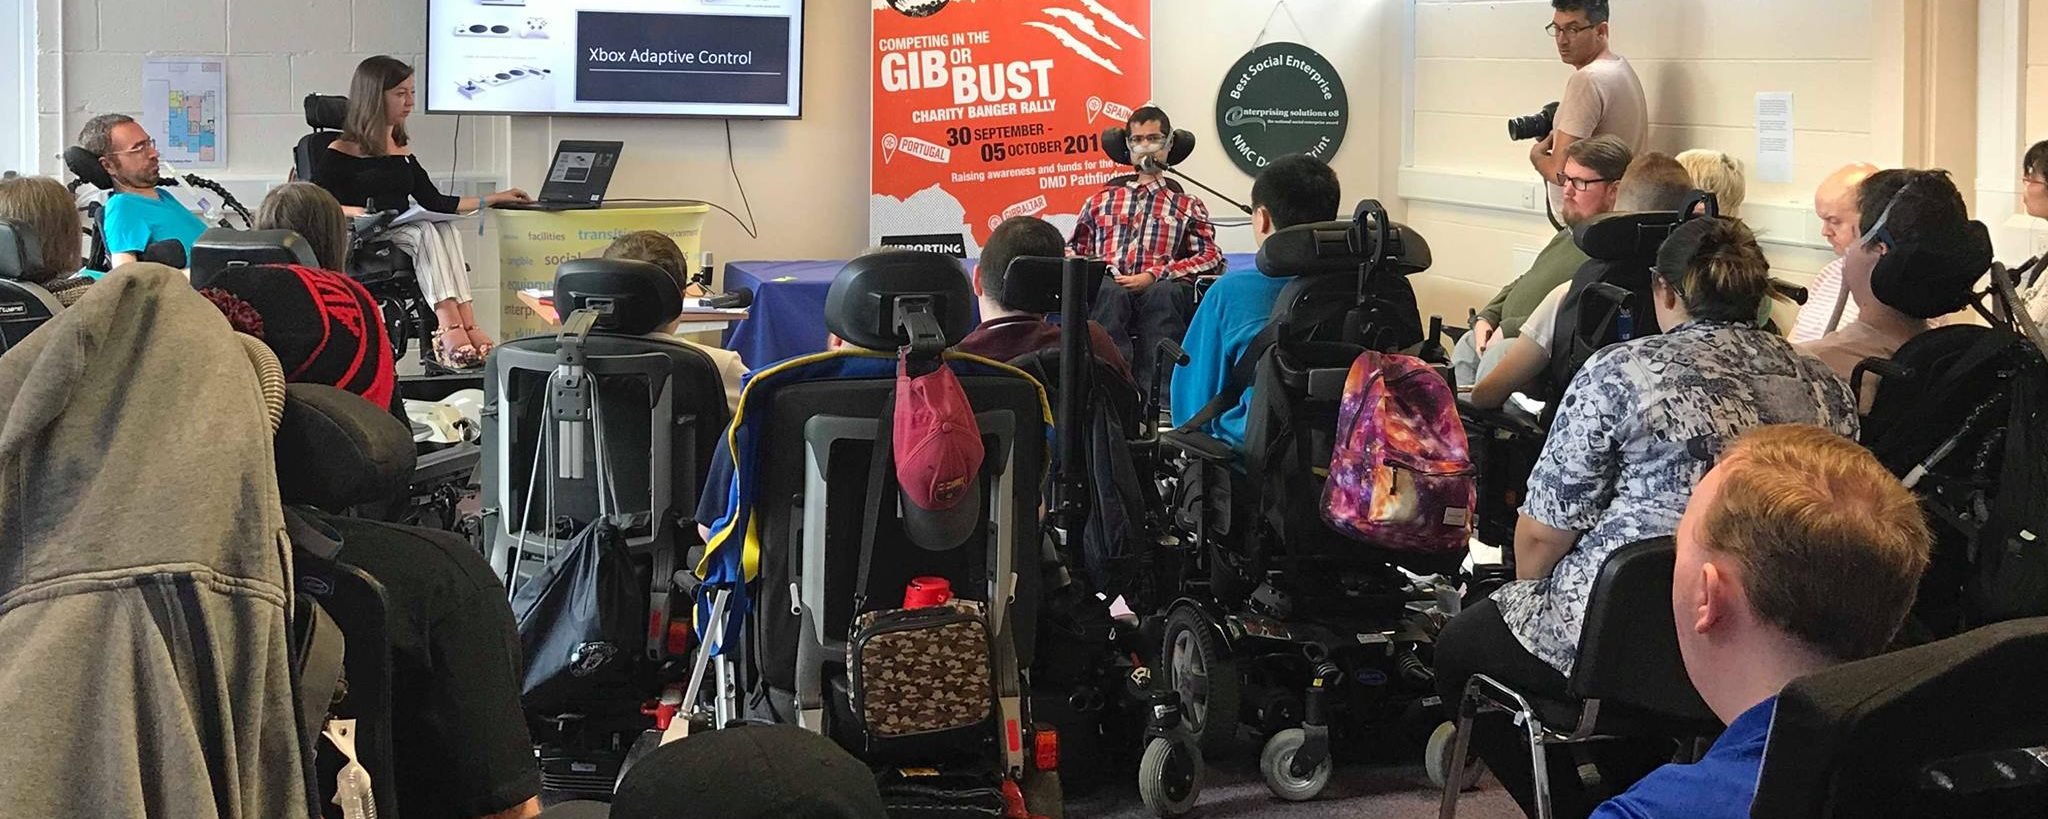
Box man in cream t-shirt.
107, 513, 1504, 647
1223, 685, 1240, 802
1531, 0, 1649, 215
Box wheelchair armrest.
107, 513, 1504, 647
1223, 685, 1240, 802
1159, 428, 1237, 464
350, 210, 401, 239
1458, 398, 1547, 439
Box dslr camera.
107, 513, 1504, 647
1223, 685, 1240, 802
1508, 101, 1561, 141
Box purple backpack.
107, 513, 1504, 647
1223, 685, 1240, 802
1320, 351, 1476, 553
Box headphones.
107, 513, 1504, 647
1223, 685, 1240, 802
1101, 126, 1197, 172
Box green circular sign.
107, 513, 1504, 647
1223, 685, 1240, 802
1215, 42, 1349, 176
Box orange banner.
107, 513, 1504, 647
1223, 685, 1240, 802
870, 0, 1151, 257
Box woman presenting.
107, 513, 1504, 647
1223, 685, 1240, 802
313, 55, 532, 369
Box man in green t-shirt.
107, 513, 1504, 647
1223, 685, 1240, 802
1454, 134, 1633, 386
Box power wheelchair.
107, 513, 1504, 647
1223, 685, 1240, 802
1123, 201, 1462, 813
478, 257, 732, 801
0, 220, 66, 355
294, 93, 443, 372
63, 143, 251, 271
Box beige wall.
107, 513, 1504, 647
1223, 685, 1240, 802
2031, 0, 2048, 147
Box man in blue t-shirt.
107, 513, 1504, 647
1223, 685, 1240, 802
1169, 153, 1341, 451
78, 114, 208, 269
1590, 425, 1931, 819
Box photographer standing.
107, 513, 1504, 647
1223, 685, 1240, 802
1530, 0, 1648, 215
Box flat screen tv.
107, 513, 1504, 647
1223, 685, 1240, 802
426, 0, 805, 118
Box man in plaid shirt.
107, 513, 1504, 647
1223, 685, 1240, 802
1068, 107, 1222, 397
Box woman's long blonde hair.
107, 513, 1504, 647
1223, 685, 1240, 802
341, 56, 412, 158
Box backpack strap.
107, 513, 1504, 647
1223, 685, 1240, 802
854, 386, 900, 613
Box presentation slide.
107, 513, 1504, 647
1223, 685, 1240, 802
425, 0, 805, 118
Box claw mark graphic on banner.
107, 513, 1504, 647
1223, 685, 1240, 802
898, 135, 952, 164
882, 134, 899, 163
1043, 8, 1121, 50
1077, 0, 1145, 40
1024, 21, 1121, 75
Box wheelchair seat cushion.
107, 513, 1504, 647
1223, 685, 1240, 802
200, 263, 396, 409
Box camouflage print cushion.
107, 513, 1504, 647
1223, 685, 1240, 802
849, 600, 993, 738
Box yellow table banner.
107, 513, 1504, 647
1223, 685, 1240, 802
493, 204, 711, 341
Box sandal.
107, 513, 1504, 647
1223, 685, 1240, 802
434, 328, 483, 370
462, 324, 495, 359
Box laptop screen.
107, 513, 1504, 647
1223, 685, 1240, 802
540, 141, 623, 203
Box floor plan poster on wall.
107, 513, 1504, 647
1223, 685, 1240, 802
143, 58, 226, 168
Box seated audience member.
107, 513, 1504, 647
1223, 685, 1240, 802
0, 175, 95, 305
202, 263, 541, 819
1789, 163, 1880, 343
1675, 149, 1746, 217
1435, 217, 1858, 818
77, 114, 209, 268
254, 181, 351, 272
601, 230, 750, 413
1169, 153, 1343, 451
957, 215, 1133, 385
2019, 140, 2048, 322
1797, 169, 1986, 392
1456, 135, 1635, 385
1590, 425, 1930, 818
1466, 152, 1695, 408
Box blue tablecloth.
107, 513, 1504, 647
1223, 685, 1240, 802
722, 253, 1258, 369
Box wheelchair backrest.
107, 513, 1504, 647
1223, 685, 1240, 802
0, 220, 63, 356
555, 258, 683, 335
1751, 617, 2048, 819
190, 228, 322, 288
1542, 211, 1688, 400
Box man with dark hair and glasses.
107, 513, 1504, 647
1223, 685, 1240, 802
1531, 0, 1648, 216
1068, 106, 1222, 398
1456, 135, 1634, 386
77, 114, 208, 269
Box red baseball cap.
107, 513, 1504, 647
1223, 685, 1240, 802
894, 356, 984, 550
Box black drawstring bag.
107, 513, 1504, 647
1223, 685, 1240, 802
511, 518, 647, 713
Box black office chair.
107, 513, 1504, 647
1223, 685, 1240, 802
1439, 537, 1724, 819
1750, 617, 2048, 819
0, 220, 64, 355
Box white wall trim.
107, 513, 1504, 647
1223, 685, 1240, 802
1976, 0, 2044, 261
2, 0, 35, 174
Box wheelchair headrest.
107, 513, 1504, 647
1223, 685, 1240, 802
0, 219, 43, 281
1101, 126, 1198, 168
1000, 255, 1105, 315
824, 251, 977, 353
189, 228, 321, 289
555, 258, 682, 336
1256, 219, 1432, 279
1572, 211, 1689, 262
63, 146, 114, 191
273, 383, 415, 512
304, 94, 349, 130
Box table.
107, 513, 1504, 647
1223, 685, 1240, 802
492, 203, 711, 341
516, 289, 746, 336
723, 253, 1257, 368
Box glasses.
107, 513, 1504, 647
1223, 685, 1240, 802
1545, 22, 1596, 38
1127, 134, 1168, 145
2024, 176, 2047, 188
108, 138, 157, 158
1557, 173, 1614, 192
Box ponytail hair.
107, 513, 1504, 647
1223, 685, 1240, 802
1654, 217, 1771, 324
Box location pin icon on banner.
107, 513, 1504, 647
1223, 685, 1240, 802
1086, 96, 1103, 124
882, 134, 899, 164
988, 215, 1002, 231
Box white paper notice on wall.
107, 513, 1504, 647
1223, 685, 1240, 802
1755, 92, 1794, 185
142, 58, 226, 169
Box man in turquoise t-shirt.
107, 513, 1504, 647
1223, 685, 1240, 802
79, 114, 207, 269
1170, 154, 1342, 451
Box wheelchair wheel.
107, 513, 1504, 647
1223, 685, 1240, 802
1162, 607, 1241, 757
1137, 734, 1202, 817
1425, 720, 1486, 791
1259, 728, 1331, 802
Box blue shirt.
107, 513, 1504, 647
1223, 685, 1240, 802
1169, 264, 1291, 450
1591, 697, 1777, 819
102, 188, 207, 261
